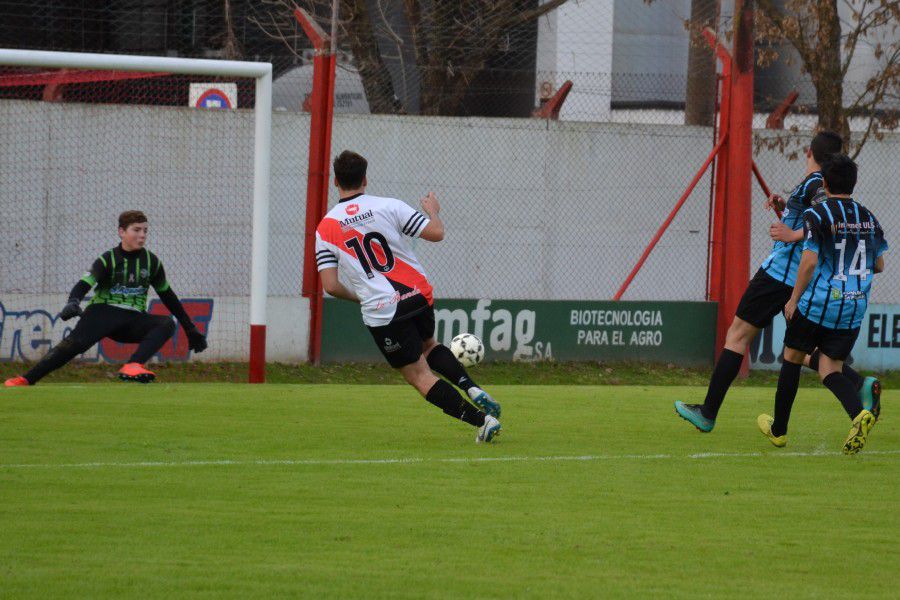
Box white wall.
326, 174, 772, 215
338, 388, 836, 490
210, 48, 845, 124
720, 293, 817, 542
3, 101, 899, 361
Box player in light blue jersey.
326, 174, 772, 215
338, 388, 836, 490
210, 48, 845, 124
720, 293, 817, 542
758, 155, 887, 454
674, 132, 881, 433
760, 170, 826, 284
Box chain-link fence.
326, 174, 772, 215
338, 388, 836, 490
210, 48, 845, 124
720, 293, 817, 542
2, 1, 895, 124
325, 115, 717, 301
1, 0, 898, 365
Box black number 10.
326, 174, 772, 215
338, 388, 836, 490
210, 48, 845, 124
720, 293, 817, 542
345, 233, 395, 279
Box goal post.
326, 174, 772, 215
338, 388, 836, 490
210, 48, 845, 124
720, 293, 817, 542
0, 49, 272, 383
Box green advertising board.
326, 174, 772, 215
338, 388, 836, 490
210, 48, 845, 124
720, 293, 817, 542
322, 299, 716, 366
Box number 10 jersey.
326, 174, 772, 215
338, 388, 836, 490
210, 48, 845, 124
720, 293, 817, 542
315, 193, 434, 326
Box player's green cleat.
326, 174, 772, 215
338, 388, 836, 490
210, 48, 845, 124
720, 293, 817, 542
469, 388, 501, 418
756, 414, 787, 448
674, 401, 715, 432
843, 409, 876, 455
860, 376, 881, 421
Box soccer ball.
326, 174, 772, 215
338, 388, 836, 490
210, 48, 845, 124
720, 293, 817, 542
450, 333, 485, 367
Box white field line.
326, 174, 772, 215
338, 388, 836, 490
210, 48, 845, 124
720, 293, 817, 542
1, 450, 898, 470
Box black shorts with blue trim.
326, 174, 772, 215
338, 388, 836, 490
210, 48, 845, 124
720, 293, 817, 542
735, 268, 793, 329
783, 313, 859, 361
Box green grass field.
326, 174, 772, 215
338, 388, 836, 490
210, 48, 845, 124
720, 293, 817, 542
1, 383, 897, 598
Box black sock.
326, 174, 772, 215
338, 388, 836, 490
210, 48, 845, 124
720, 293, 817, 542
426, 344, 478, 393
807, 349, 864, 389
23, 336, 92, 384
425, 379, 486, 427
823, 372, 864, 420
701, 348, 744, 420
771, 361, 802, 437
841, 364, 864, 390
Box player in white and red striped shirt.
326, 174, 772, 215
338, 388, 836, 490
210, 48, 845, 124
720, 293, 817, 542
315, 151, 501, 443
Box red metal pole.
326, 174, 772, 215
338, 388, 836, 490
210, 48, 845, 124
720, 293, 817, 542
719, 0, 754, 373
296, 7, 337, 365
303, 55, 328, 298
706, 28, 732, 310
249, 325, 266, 383
309, 54, 336, 365
752, 160, 781, 219
614, 137, 726, 300
705, 72, 721, 300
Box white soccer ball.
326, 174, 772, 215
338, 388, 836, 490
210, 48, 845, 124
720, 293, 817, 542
450, 333, 485, 367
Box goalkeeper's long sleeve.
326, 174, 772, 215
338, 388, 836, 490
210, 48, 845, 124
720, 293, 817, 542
157, 287, 195, 331
67, 280, 92, 303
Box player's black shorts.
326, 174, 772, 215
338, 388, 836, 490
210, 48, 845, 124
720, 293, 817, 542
366, 307, 436, 369
784, 313, 859, 361
735, 268, 793, 329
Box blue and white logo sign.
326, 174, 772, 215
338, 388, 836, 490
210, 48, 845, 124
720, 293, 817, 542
189, 83, 238, 109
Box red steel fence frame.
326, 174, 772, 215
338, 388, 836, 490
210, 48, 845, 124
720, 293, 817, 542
616, 3, 758, 370
296, 7, 337, 366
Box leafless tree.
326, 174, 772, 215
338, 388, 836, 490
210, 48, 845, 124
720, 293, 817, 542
250, 0, 571, 116
754, 0, 899, 157
684, 0, 719, 126
651, 0, 898, 157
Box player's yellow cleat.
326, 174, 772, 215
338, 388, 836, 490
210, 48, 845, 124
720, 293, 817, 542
756, 414, 787, 448
843, 409, 876, 455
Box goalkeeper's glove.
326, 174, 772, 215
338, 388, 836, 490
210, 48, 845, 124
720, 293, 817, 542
59, 299, 83, 321
185, 326, 208, 353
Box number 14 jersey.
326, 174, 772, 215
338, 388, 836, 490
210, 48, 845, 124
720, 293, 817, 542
800, 197, 888, 329
315, 193, 434, 326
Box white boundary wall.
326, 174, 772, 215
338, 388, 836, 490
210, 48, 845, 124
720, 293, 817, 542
3, 105, 899, 362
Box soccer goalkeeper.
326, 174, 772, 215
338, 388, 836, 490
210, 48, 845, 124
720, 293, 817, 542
4, 211, 207, 386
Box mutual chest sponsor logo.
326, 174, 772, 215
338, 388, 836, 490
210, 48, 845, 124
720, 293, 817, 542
346, 203, 360, 216
340, 209, 375, 229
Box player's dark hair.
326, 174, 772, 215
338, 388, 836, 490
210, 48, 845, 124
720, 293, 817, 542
821, 154, 857, 195
118, 210, 148, 230
333, 150, 368, 189
809, 131, 843, 164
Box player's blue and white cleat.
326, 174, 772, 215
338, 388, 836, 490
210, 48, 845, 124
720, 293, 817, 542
469, 387, 501, 418
674, 401, 715, 432
476, 415, 501, 443
860, 376, 881, 421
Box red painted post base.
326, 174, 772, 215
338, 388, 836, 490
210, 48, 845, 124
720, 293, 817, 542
249, 324, 267, 383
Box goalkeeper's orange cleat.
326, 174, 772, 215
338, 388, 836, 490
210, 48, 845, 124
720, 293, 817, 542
4, 376, 30, 387
118, 362, 156, 383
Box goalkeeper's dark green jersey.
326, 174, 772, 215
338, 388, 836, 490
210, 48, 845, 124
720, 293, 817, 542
81, 245, 170, 312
